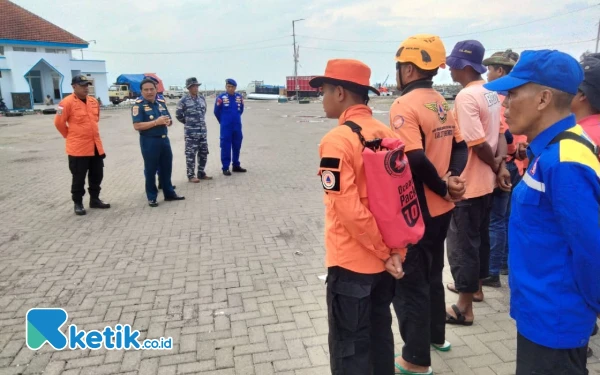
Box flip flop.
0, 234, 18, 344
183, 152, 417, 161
394, 354, 434, 374
445, 304, 473, 326
446, 283, 483, 302
431, 340, 452, 352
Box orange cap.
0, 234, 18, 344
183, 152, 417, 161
309, 59, 380, 95
395, 34, 447, 71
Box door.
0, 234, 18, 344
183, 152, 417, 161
27, 70, 43, 104
52, 76, 61, 99
30, 77, 43, 103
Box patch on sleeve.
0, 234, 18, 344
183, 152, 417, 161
321, 170, 340, 192
217, 98, 223, 105
392, 115, 405, 129
320, 157, 340, 169
132, 105, 139, 116
57, 105, 63, 115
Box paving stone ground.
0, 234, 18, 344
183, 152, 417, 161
0, 98, 598, 375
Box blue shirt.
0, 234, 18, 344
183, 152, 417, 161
509, 114, 600, 349
131, 97, 171, 137
214, 92, 244, 125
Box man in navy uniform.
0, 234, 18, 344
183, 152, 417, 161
137, 76, 173, 190
176, 77, 212, 182
132, 78, 184, 207
214, 78, 247, 176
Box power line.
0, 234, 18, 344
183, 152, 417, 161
487, 38, 596, 51
89, 36, 291, 55
301, 38, 596, 55
442, 3, 599, 39
296, 3, 600, 43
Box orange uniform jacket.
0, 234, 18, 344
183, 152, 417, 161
389, 86, 464, 218
54, 94, 104, 156
318, 105, 404, 274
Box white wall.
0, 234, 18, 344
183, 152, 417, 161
84, 73, 109, 105
4, 49, 71, 94
70, 59, 105, 73
0, 71, 13, 109
0, 57, 8, 70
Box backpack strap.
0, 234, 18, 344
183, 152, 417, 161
343, 121, 383, 150
343, 121, 366, 146
550, 131, 598, 156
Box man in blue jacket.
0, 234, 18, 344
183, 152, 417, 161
485, 50, 600, 374
214, 78, 247, 176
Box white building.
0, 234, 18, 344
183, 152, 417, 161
0, 0, 109, 110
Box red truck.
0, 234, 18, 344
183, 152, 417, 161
286, 76, 321, 98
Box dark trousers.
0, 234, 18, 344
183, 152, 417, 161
68, 147, 104, 204
503, 160, 523, 270
140, 136, 175, 201
489, 188, 510, 276
220, 123, 243, 170
392, 211, 452, 367
447, 194, 493, 293
516, 332, 588, 375
327, 266, 395, 375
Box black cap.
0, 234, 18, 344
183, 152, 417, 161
71, 75, 92, 86
580, 53, 600, 111
186, 77, 201, 88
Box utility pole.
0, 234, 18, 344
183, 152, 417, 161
292, 19, 304, 101
596, 19, 600, 53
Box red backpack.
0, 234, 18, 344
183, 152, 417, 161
344, 121, 425, 249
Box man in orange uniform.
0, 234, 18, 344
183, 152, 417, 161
54, 75, 110, 216
389, 34, 468, 375
310, 59, 405, 375
444, 40, 502, 325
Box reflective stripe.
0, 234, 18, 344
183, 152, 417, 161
522, 172, 546, 193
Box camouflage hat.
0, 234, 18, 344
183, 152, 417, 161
482, 49, 519, 66
185, 77, 201, 88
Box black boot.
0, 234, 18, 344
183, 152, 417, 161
90, 198, 110, 209
232, 166, 247, 173
223, 170, 232, 176
74, 202, 86, 216
164, 194, 185, 201
482, 275, 501, 288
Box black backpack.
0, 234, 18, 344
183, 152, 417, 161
550, 131, 600, 163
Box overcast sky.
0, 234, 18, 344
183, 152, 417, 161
13, 0, 600, 90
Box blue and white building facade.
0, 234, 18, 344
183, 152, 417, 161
0, 41, 109, 110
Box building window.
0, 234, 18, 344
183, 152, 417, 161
0, 46, 4, 55
13, 47, 36, 52
45, 48, 67, 54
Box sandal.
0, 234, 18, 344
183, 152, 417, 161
446, 283, 483, 302
431, 340, 452, 352
445, 304, 473, 326
394, 355, 433, 374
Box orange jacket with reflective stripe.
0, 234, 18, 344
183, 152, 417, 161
54, 94, 104, 156
318, 105, 405, 274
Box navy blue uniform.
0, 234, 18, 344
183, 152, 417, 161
131, 97, 176, 200
214, 92, 244, 170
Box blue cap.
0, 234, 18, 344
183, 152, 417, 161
226, 78, 237, 87
484, 50, 583, 95
447, 40, 487, 74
